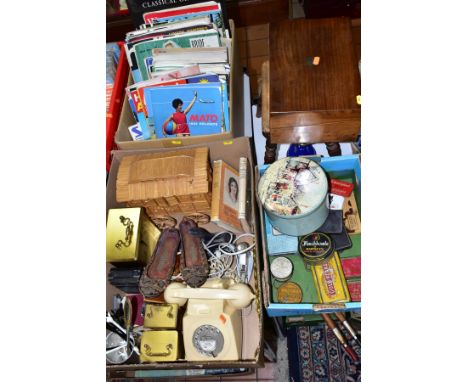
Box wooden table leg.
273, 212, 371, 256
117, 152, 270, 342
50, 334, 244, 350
325, 142, 342, 157
263, 131, 277, 164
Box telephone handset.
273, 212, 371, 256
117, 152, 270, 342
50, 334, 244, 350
164, 279, 255, 361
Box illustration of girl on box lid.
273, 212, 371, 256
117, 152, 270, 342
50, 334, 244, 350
162, 91, 198, 137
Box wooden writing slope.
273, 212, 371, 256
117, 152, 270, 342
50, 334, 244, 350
262, 18, 361, 161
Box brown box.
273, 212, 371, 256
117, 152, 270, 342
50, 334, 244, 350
115, 147, 212, 219
114, 20, 244, 151
106, 137, 264, 373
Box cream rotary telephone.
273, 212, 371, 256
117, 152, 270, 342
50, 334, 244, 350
164, 279, 255, 361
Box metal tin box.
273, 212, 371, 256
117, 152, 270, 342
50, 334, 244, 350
140, 331, 179, 363
257, 157, 328, 236
143, 303, 178, 329
106, 207, 160, 263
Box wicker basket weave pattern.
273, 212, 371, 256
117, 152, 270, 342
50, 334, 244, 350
116, 148, 212, 219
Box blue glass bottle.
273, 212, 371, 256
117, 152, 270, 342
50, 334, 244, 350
287, 143, 316, 157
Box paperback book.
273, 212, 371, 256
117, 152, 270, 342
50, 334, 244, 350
144, 82, 229, 138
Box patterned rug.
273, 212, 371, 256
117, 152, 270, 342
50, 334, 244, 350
287, 323, 361, 382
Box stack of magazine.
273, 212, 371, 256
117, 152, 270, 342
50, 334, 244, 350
124, 1, 231, 140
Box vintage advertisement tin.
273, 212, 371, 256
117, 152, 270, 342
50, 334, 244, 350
270, 256, 294, 281
299, 232, 335, 268
258, 157, 329, 236
277, 282, 303, 303
311, 252, 350, 304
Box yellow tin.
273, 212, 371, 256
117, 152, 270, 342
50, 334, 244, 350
144, 303, 178, 329
106, 208, 160, 263
140, 330, 179, 362
311, 252, 350, 303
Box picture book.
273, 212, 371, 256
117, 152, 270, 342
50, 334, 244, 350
144, 82, 229, 138
134, 29, 221, 81
211, 160, 243, 233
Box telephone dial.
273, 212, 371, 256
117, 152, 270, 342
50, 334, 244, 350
164, 279, 255, 361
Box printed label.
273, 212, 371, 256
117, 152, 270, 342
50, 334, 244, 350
189, 35, 220, 48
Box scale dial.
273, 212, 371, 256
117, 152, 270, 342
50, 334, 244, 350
192, 325, 224, 357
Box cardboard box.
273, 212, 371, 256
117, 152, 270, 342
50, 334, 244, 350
113, 20, 244, 151
106, 137, 264, 372
256, 154, 362, 317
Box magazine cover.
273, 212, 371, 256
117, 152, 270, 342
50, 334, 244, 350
144, 82, 228, 138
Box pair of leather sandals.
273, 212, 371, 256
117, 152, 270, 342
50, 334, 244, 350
139, 217, 209, 298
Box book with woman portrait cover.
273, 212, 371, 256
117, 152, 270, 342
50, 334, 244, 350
210, 160, 243, 233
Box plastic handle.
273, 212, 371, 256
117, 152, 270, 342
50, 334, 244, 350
164, 282, 254, 309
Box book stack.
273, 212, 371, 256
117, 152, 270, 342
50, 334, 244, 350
123, 1, 231, 140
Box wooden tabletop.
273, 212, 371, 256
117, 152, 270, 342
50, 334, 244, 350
269, 18, 361, 113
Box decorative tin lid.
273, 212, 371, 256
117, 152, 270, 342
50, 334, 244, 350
277, 282, 303, 303
271, 256, 293, 281
258, 157, 328, 216
299, 232, 335, 264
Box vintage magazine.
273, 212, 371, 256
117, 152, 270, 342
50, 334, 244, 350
144, 82, 229, 138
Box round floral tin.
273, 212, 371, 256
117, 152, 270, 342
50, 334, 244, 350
258, 157, 329, 236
